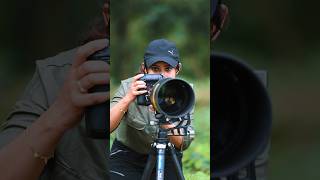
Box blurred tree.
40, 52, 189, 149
111, 0, 210, 82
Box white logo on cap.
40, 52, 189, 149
168, 49, 174, 56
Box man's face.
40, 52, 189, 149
146, 61, 178, 78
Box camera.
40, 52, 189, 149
85, 47, 110, 139
137, 74, 195, 119
137, 74, 164, 106
88, 47, 110, 63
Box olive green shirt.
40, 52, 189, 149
0, 48, 108, 180
110, 77, 195, 154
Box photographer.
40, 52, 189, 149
0, 1, 109, 179
109, 39, 195, 179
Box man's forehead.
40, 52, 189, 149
150, 61, 172, 67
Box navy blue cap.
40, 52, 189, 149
144, 39, 180, 68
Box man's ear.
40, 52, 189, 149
140, 63, 147, 74
176, 63, 182, 74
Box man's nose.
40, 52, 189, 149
160, 72, 168, 78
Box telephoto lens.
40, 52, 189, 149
150, 78, 195, 119
85, 47, 110, 139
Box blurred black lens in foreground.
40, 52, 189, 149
211, 53, 272, 178
85, 47, 110, 139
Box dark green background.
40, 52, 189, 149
1, 0, 319, 179
216, 0, 320, 179
110, 0, 210, 178
110, 0, 210, 81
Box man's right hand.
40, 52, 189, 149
51, 39, 110, 131
124, 74, 147, 103
0, 39, 110, 180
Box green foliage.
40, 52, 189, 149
184, 171, 210, 180
183, 106, 210, 176
110, 2, 211, 176
111, 0, 210, 82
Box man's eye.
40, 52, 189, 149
151, 67, 160, 71
165, 67, 173, 71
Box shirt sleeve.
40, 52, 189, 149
110, 81, 127, 109
0, 66, 48, 148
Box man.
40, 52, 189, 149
211, 1, 269, 179
109, 39, 195, 179
0, 1, 110, 179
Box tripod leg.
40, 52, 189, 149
142, 147, 156, 180
156, 145, 166, 180
168, 143, 185, 180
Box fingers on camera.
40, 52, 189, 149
135, 84, 147, 90
77, 92, 110, 106
137, 90, 147, 95
79, 73, 110, 90
74, 39, 108, 67
134, 74, 144, 81
77, 61, 109, 79
135, 80, 146, 86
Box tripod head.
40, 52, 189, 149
152, 111, 194, 138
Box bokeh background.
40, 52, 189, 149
216, 0, 320, 179
0, 0, 210, 179
110, 0, 210, 179
1, 0, 319, 179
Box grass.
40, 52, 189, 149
183, 105, 210, 179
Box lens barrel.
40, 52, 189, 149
150, 78, 195, 119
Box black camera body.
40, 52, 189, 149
137, 74, 164, 106
88, 47, 110, 63
85, 47, 110, 139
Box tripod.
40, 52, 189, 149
141, 127, 185, 180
